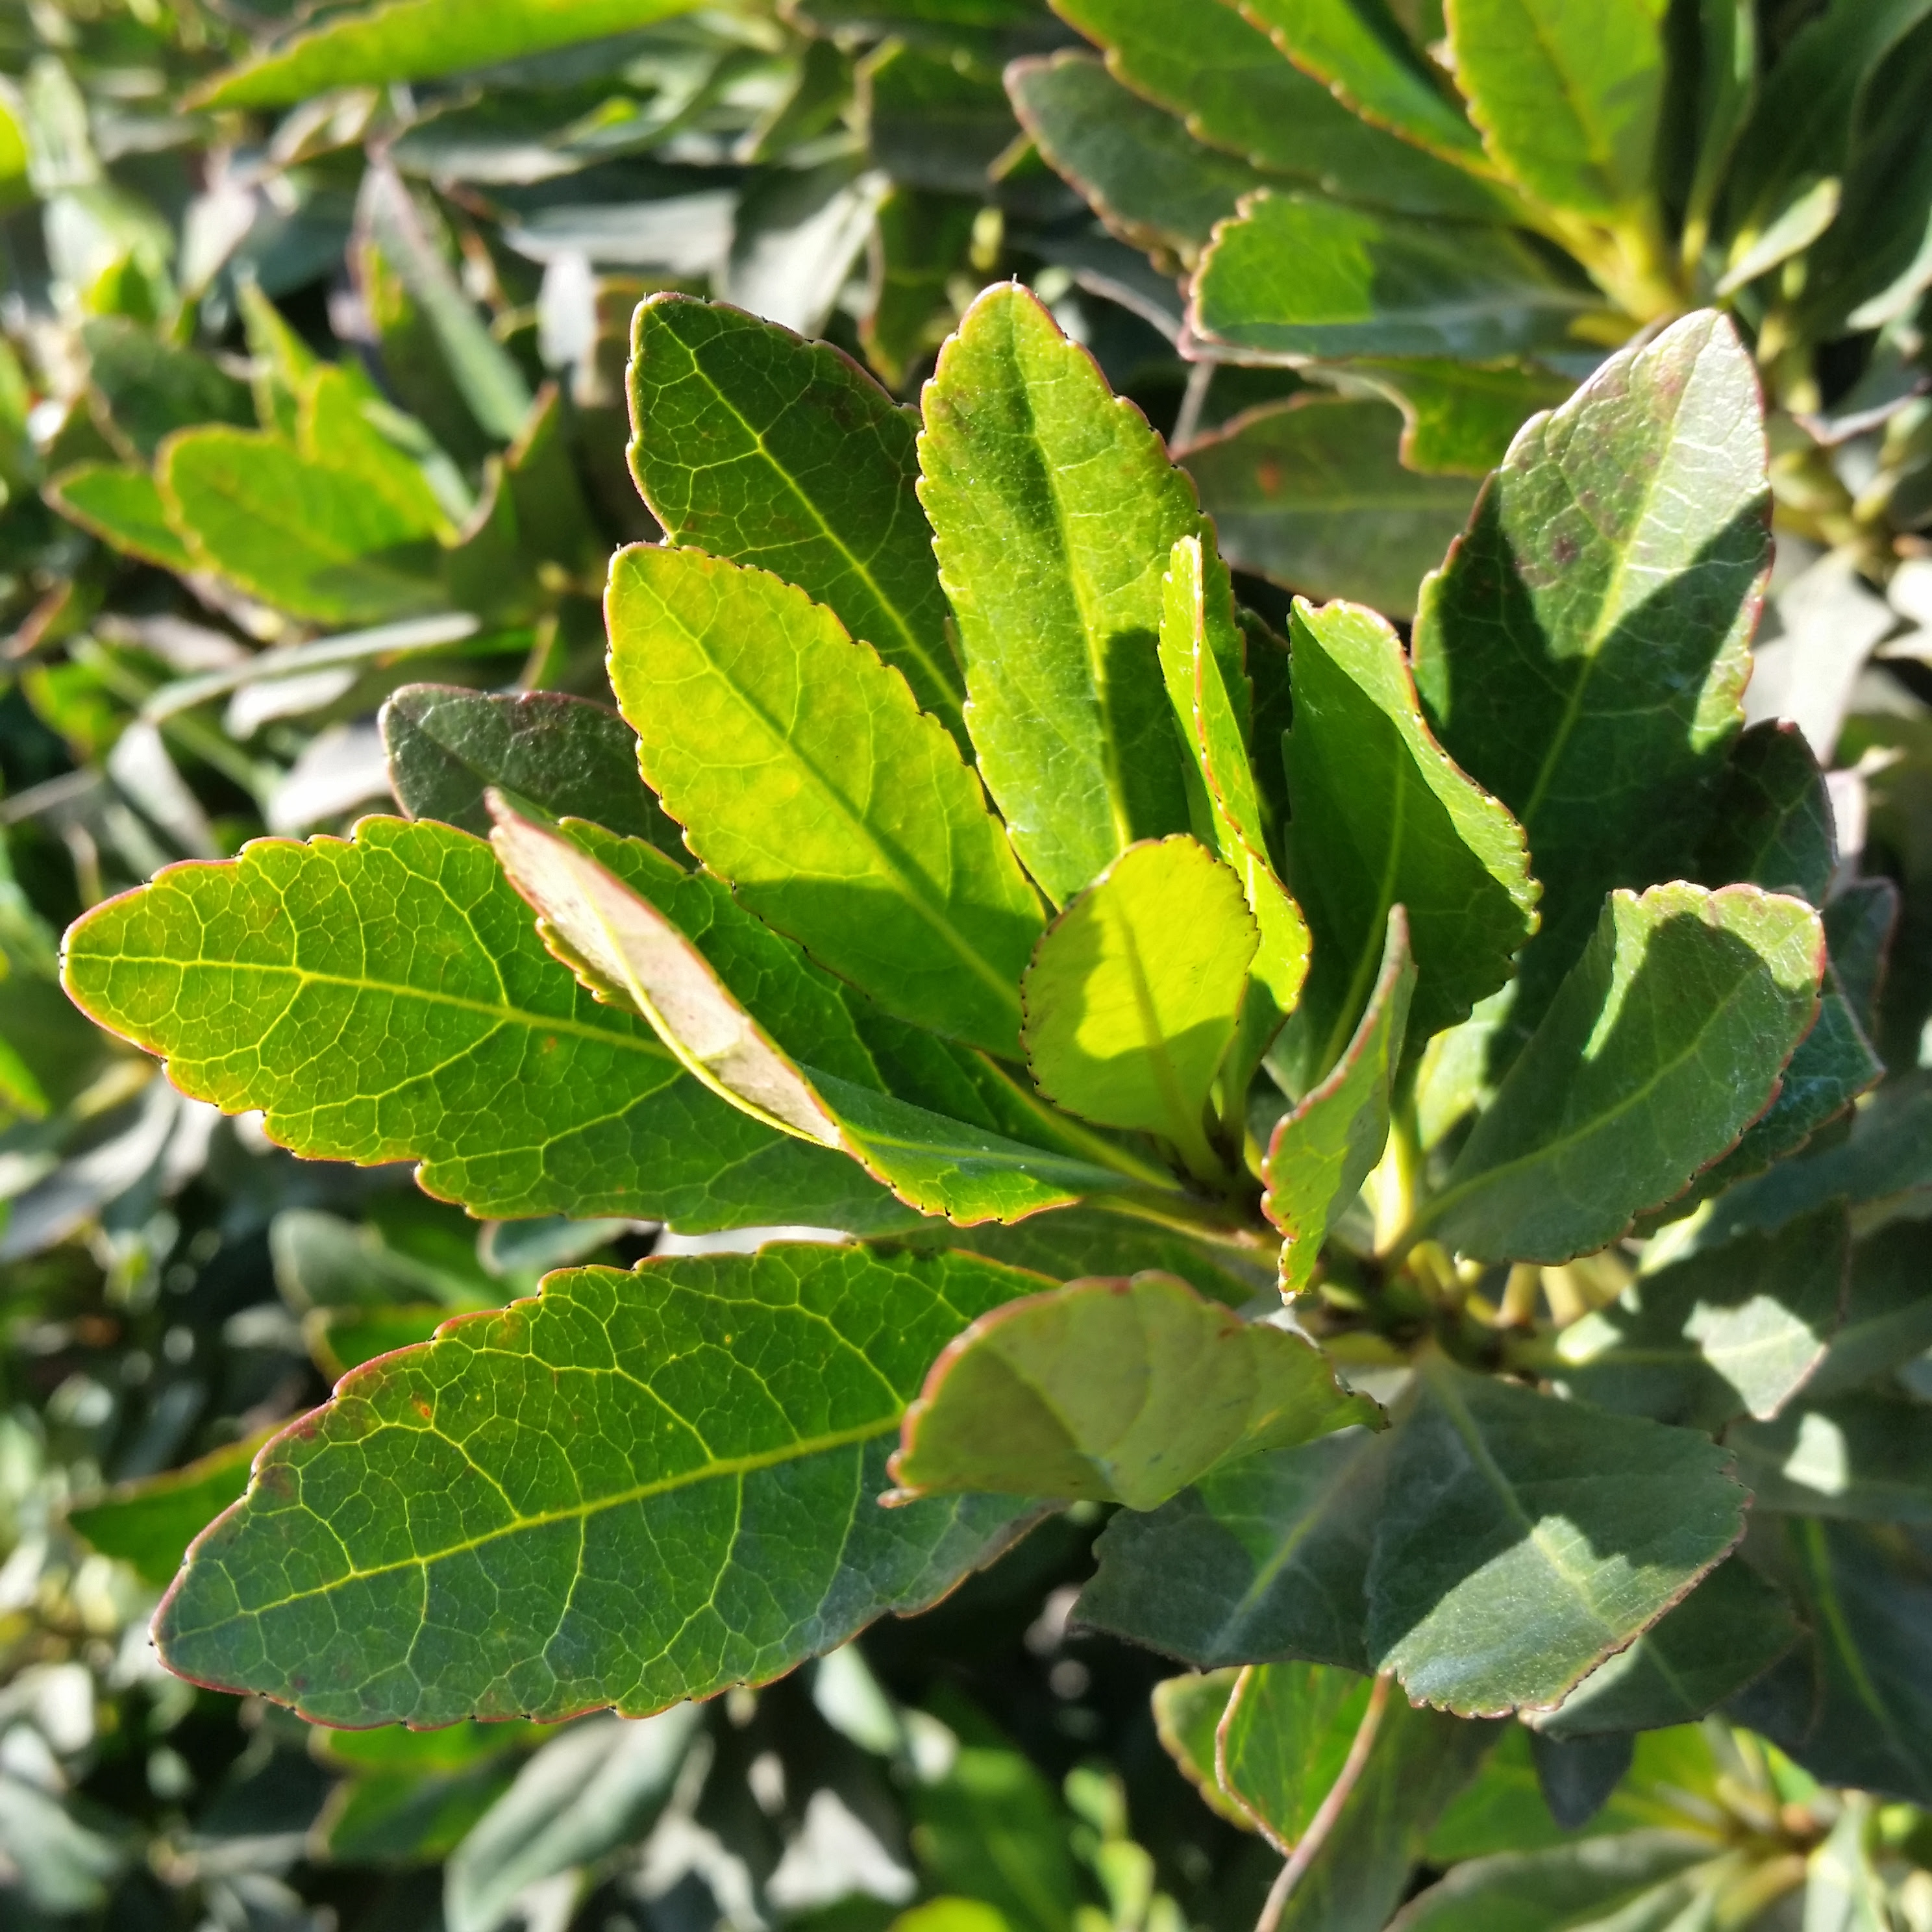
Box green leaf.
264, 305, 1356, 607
1007, 52, 1277, 262
1528, 1557, 1800, 1739
1076, 1429, 1388, 1670
68, 1431, 273, 1590
887, 1270, 1379, 1509
1411, 313, 1771, 1029
1343, 360, 1577, 477
1150, 1670, 1251, 1825
1728, 1392, 1932, 1521
860, 39, 1017, 195
863, 188, 980, 390
1021, 836, 1256, 1176
938, 1209, 1275, 1306
917, 283, 1201, 906
1235, 0, 1489, 165
1265, 908, 1413, 1294
307, 1304, 448, 1380
43, 463, 193, 572
1190, 194, 1594, 363
1282, 598, 1537, 1085
1698, 721, 1835, 904
1415, 884, 1824, 1265
1365, 1356, 1748, 1715
158, 428, 444, 625
1551, 1213, 1850, 1431
1822, 878, 1896, 1039
489, 802, 1137, 1224
627, 295, 964, 736
191, 0, 706, 108
1180, 396, 1478, 618
1215, 1661, 1376, 1849
61, 817, 918, 1233
299, 364, 450, 539
1447, 0, 1669, 223
1807, 1224, 1932, 1400
606, 544, 1043, 1056
80, 317, 254, 462
1050, 0, 1515, 218
1387, 1835, 1721, 1932
382, 684, 682, 849
154, 1245, 1042, 1724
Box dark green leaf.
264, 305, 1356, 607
1551, 1212, 1849, 1430
68, 1431, 272, 1590
1076, 1429, 1388, 1670
937, 1209, 1276, 1306
606, 544, 1044, 1056
43, 464, 193, 573
1416, 884, 1823, 1265
1180, 396, 1478, 618
80, 316, 254, 462
917, 282, 1200, 905
61, 816, 919, 1233
1696, 721, 1835, 902
888, 1271, 1378, 1508
862, 188, 980, 390
1387, 1834, 1720, 1932
382, 685, 680, 848
628, 295, 965, 735
1529, 1732, 1631, 1829
1822, 878, 1896, 1036
1280, 598, 1537, 1084
1806, 1223, 1932, 1400
1191, 194, 1594, 363
1728, 1391, 1932, 1520
154, 1245, 1042, 1724
861, 39, 1018, 194
307, 1304, 449, 1380
1265, 908, 1413, 1294
1365, 1357, 1748, 1714
1411, 312, 1772, 1030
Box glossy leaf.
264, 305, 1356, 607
43, 463, 194, 572
192, 0, 704, 107
887, 1271, 1378, 1509
68, 1432, 271, 1590
918, 282, 1199, 905
1412, 313, 1772, 1028
1552, 1213, 1850, 1431
61, 817, 917, 1233
1365, 1356, 1748, 1714
158, 428, 443, 625
1387, 1835, 1720, 1932
1416, 884, 1823, 1265
1191, 195, 1594, 364
1021, 836, 1255, 1176
155, 1246, 1042, 1725
1264, 908, 1413, 1294
1529, 1557, 1800, 1739
1150, 1670, 1249, 1824
1076, 1429, 1388, 1670
628, 295, 963, 736
1728, 1393, 1932, 1521
1180, 396, 1478, 619
1282, 598, 1537, 1083
606, 544, 1043, 1056
382, 685, 680, 848
1448, 0, 1670, 222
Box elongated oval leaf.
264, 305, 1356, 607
1282, 599, 1537, 1083
887, 1270, 1379, 1510
44, 463, 193, 572
154, 1246, 1042, 1724
918, 283, 1201, 906
1365, 1356, 1748, 1715
60, 817, 917, 1234
606, 545, 1043, 1056
628, 295, 964, 736
1418, 883, 1823, 1265
1021, 836, 1256, 1177
1411, 312, 1772, 1030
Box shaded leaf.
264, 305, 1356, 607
1150, 1670, 1250, 1825
307, 1304, 449, 1380
1180, 396, 1478, 618
1215, 1660, 1374, 1850
1806, 1223, 1932, 1400
861, 38, 1019, 195
1264, 907, 1413, 1294
1728, 1391, 1932, 1521
1552, 1212, 1850, 1431
1343, 358, 1576, 477
939, 1208, 1276, 1307
918, 282, 1200, 905
888, 1270, 1378, 1509
1365, 1356, 1748, 1714
628, 295, 964, 735
606, 544, 1043, 1056
1412, 313, 1772, 1030
155, 1246, 1043, 1724
1416, 884, 1823, 1265
1281, 598, 1537, 1084
61, 817, 919, 1233
1387, 1833, 1720, 1932
1696, 721, 1835, 904
43, 463, 193, 572
68, 1431, 273, 1590
381, 684, 681, 848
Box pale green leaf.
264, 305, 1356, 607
1150, 1670, 1251, 1826
1340, 358, 1576, 477
605, 544, 1043, 1056
153, 1246, 1041, 1724
43, 462, 193, 572
1365, 1356, 1748, 1715
1215, 1660, 1376, 1850
888, 1270, 1378, 1509
299, 363, 449, 539
1416, 884, 1823, 1265
1265, 908, 1413, 1294
918, 283, 1201, 906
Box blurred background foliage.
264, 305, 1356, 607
4, 0, 1932, 1927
